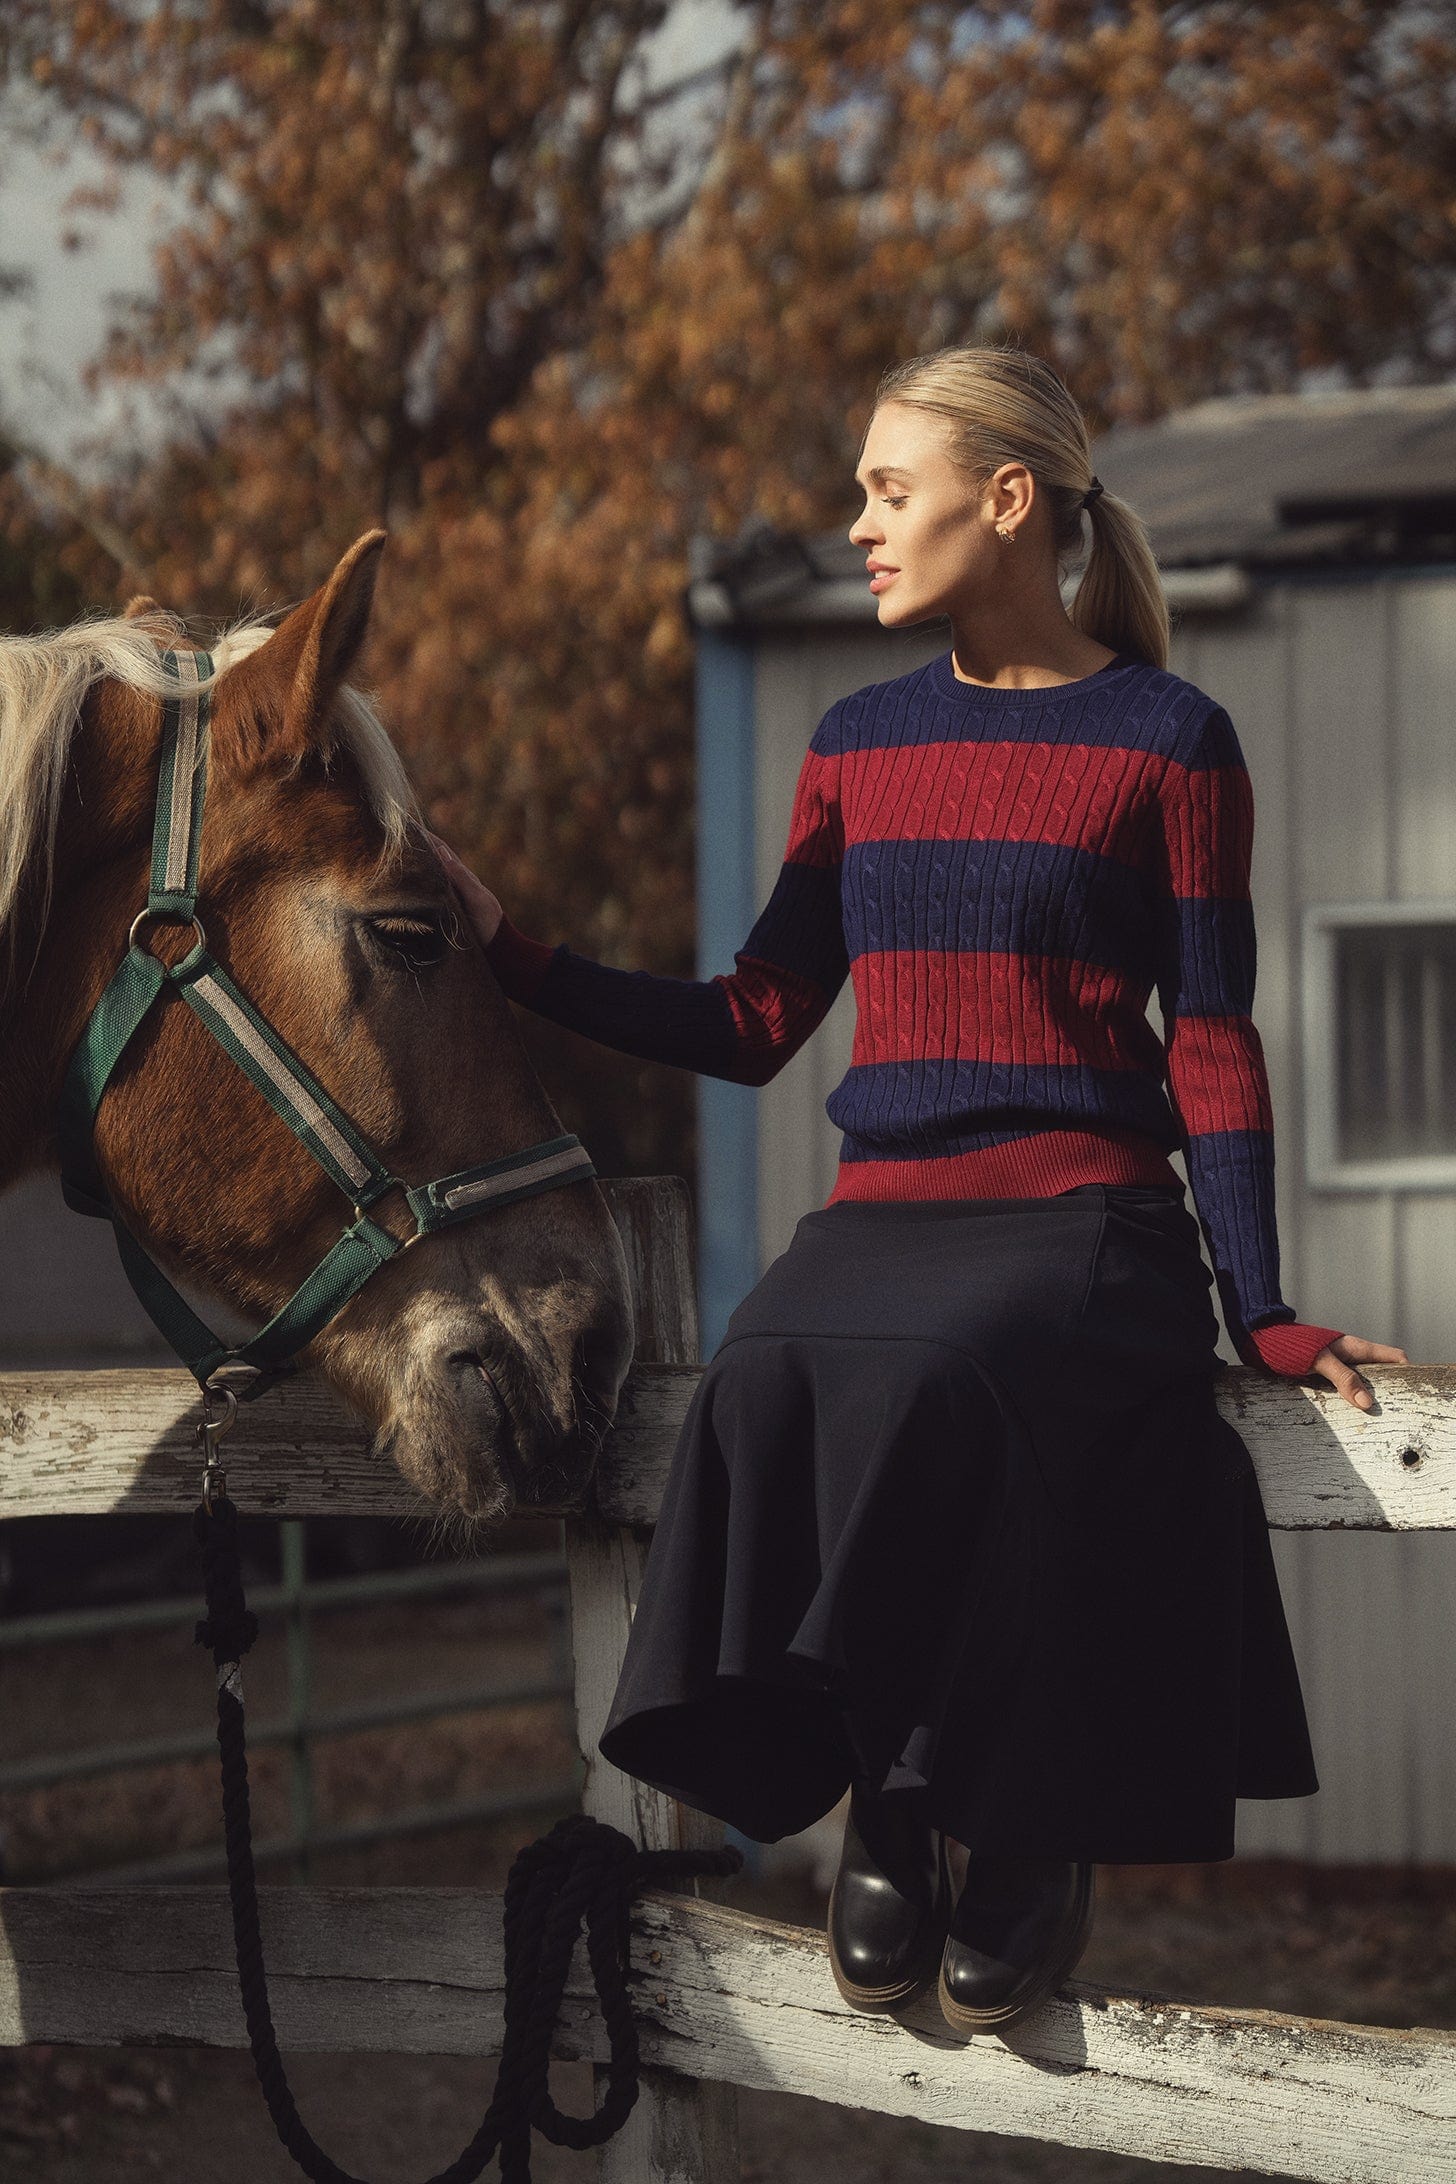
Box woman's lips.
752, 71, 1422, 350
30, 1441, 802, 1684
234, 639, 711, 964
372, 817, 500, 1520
868, 569, 899, 591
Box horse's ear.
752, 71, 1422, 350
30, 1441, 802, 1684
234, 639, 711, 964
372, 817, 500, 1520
213, 530, 387, 770
280, 528, 387, 751
123, 593, 162, 620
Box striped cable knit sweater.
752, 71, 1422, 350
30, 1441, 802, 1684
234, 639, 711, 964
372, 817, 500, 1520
484, 646, 1342, 1377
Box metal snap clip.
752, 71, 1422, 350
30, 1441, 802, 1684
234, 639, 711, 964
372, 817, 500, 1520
197, 1380, 239, 1513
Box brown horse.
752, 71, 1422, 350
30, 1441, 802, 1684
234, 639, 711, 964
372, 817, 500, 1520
0, 530, 634, 1526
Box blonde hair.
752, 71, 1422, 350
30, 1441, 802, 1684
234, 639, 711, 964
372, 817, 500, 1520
0, 607, 421, 979
866, 343, 1170, 670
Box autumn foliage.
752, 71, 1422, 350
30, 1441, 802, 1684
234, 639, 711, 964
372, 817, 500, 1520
2, 0, 1453, 1184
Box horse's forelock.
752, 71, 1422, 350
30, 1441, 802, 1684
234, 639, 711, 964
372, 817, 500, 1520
0, 615, 191, 963
0, 609, 421, 961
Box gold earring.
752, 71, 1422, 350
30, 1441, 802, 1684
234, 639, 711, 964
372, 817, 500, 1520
997, 525, 1014, 543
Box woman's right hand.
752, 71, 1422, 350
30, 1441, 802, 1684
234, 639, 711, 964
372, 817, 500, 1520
426, 829, 503, 949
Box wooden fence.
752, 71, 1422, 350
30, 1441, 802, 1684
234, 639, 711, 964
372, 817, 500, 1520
2, 1174, 1454, 2182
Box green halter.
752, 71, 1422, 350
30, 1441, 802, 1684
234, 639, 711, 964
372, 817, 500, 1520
57, 648, 597, 1401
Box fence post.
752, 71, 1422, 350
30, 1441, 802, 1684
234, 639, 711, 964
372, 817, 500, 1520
566, 1176, 741, 2184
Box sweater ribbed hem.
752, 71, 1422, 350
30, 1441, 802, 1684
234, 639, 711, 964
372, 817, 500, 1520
482, 911, 561, 1004
822, 1126, 1181, 1204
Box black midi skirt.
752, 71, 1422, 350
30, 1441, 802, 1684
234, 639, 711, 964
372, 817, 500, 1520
597, 1181, 1320, 1863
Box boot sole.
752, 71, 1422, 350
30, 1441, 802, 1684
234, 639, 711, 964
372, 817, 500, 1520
937, 1861, 1096, 2036
828, 1829, 953, 2012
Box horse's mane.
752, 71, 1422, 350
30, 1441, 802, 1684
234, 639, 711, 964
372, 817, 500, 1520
0, 606, 421, 967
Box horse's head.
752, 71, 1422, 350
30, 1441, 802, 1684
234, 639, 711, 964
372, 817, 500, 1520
0, 531, 635, 1527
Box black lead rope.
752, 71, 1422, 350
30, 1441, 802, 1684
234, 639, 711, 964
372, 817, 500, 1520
191, 1494, 744, 2184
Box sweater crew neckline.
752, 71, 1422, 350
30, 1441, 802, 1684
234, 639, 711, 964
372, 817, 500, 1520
928, 647, 1138, 707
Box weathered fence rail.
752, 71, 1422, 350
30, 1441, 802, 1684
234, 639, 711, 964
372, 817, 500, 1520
3, 1358, 1453, 1530
5, 1884, 1455, 2180
2, 1173, 1454, 2183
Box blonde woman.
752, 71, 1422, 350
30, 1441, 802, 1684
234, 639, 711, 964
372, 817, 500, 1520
433, 345, 1405, 2035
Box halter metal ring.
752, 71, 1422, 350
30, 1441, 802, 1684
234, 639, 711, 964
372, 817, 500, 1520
353, 1198, 425, 1250
130, 908, 207, 956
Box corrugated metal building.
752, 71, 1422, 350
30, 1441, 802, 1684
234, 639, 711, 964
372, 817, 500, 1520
687, 380, 1456, 1866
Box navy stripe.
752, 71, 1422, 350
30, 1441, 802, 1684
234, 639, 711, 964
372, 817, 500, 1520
1156, 896, 1257, 1016
536, 864, 849, 1084
537, 950, 744, 1077
827, 1056, 1181, 1158
1182, 1127, 1285, 1331
844, 838, 1156, 976
737, 858, 849, 998
823, 661, 1221, 760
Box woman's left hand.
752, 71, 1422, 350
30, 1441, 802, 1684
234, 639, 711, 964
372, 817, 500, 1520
1310, 1334, 1409, 1411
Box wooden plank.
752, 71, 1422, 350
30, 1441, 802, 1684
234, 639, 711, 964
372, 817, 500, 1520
565, 1170, 740, 2179
566, 1513, 741, 2184
2, 1884, 1452, 2182
567, 1515, 730, 1874
0, 1360, 692, 1521
2, 1361, 1455, 1529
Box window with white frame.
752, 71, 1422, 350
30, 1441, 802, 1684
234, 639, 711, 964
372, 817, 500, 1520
1304, 900, 1456, 1188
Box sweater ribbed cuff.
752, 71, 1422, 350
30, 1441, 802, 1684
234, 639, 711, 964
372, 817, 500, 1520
482, 910, 561, 1005
1246, 1320, 1346, 1378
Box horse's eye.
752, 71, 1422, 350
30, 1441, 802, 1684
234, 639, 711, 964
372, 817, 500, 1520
368, 914, 448, 967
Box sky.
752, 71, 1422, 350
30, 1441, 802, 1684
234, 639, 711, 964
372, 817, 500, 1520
0, 0, 745, 469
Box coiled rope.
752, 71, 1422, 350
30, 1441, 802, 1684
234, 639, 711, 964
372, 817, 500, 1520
193, 1494, 744, 2182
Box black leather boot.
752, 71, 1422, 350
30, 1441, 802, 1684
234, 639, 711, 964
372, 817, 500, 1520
827, 1780, 952, 2012
938, 1854, 1095, 2034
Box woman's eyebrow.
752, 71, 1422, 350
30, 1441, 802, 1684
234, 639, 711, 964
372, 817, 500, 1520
854, 464, 916, 487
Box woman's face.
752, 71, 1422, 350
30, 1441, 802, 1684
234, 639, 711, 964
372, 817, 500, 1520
848, 400, 1027, 628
